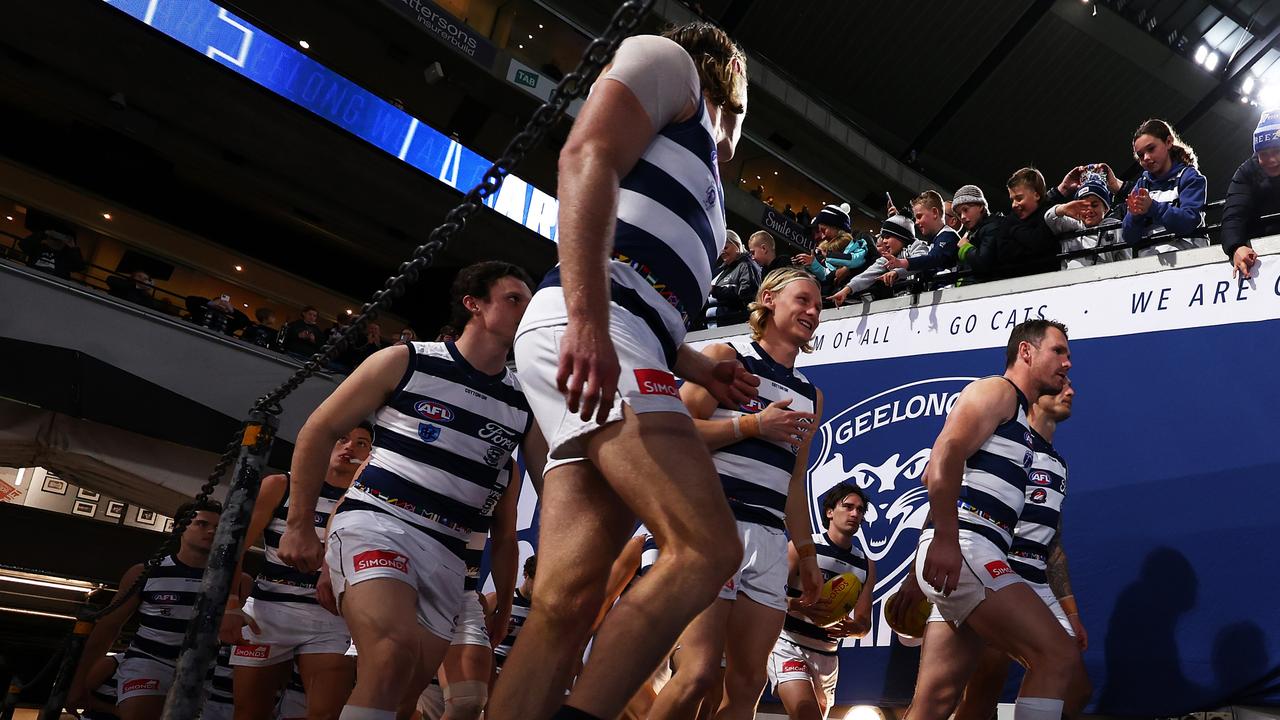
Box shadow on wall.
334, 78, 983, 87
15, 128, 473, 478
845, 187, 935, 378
1210, 621, 1274, 706
1098, 546, 1200, 715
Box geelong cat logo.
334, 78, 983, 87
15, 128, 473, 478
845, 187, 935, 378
808, 376, 977, 648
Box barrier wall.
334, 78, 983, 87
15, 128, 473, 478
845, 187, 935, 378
501, 238, 1280, 713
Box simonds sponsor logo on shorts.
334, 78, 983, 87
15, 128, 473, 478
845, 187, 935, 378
123, 679, 160, 693
354, 550, 410, 574
781, 660, 807, 673
634, 369, 679, 398
233, 644, 271, 659
985, 560, 1013, 579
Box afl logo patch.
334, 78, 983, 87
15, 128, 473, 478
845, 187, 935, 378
1024, 431, 1034, 447
741, 398, 765, 413
414, 401, 454, 423
1030, 470, 1051, 486
1030, 488, 1048, 504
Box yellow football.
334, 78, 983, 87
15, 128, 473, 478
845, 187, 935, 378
884, 590, 933, 638
810, 572, 862, 628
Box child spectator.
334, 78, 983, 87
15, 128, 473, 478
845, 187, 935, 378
966, 168, 1059, 280
240, 308, 279, 348
1045, 170, 1127, 268
747, 230, 791, 276
881, 191, 961, 282
828, 214, 927, 305
1122, 118, 1209, 255
1221, 109, 1280, 278
281, 306, 323, 357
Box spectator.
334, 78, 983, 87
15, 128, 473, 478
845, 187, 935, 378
1045, 170, 1127, 268
828, 214, 927, 305
106, 270, 162, 309
952, 184, 1003, 281
943, 199, 962, 232
966, 168, 1059, 280
1122, 118, 1208, 255
748, 230, 791, 276
1221, 109, 1280, 278
240, 308, 278, 348
1049, 163, 1124, 210
705, 230, 758, 327
201, 294, 237, 334
881, 191, 961, 281
435, 325, 459, 342
397, 327, 417, 344
281, 306, 323, 357
782, 203, 796, 222
792, 203, 869, 291
796, 205, 812, 227
19, 229, 84, 279
344, 321, 389, 366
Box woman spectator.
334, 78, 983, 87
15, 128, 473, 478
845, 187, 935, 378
1221, 109, 1280, 278
1122, 119, 1208, 255
792, 203, 869, 292
705, 230, 759, 327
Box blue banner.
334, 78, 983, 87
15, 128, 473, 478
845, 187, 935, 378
104, 0, 560, 242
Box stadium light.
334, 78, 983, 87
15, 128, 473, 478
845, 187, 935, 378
844, 706, 882, 720
1204, 51, 1221, 72
1194, 45, 1209, 65
1243, 76, 1256, 94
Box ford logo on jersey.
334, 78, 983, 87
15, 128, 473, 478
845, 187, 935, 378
807, 376, 977, 648
418, 423, 441, 443
414, 401, 454, 423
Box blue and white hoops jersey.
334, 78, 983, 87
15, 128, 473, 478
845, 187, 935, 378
1008, 432, 1068, 584
493, 589, 532, 670
124, 555, 203, 665
957, 378, 1035, 553
781, 532, 868, 654
535, 77, 726, 365
710, 340, 817, 530
339, 341, 530, 561
254, 476, 346, 604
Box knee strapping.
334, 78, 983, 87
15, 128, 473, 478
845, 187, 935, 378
442, 681, 487, 720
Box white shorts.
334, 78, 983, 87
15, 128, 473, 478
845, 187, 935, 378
925, 580, 1075, 638
326, 509, 466, 641
718, 520, 789, 611
766, 637, 838, 712
452, 591, 489, 647
514, 286, 689, 473
417, 680, 445, 720
230, 597, 352, 667
116, 656, 173, 702
915, 529, 1026, 627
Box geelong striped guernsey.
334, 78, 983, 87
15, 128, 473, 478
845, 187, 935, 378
207, 645, 234, 709
123, 555, 204, 664
338, 341, 530, 560
781, 532, 868, 655
493, 588, 532, 669
956, 377, 1036, 554
83, 654, 120, 720
538, 83, 726, 365
253, 475, 346, 604
710, 341, 817, 530
1008, 431, 1068, 584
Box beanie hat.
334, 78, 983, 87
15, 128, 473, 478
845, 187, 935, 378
880, 214, 917, 245
812, 203, 852, 232
1255, 109, 1280, 154
951, 184, 988, 211
1074, 171, 1112, 210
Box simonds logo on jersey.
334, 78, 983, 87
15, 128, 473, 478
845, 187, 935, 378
807, 376, 977, 648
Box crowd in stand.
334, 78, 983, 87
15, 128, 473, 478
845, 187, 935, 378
700, 112, 1280, 326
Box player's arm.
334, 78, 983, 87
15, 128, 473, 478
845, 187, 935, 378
486, 463, 523, 646
681, 344, 749, 450
280, 345, 407, 572
785, 389, 824, 605
591, 534, 646, 633
68, 564, 144, 707
520, 419, 549, 498
555, 39, 695, 422
81, 656, 119, 714
845, 557, 876, 637
1047, 516, 1087, 650
921, 378, 1014, 593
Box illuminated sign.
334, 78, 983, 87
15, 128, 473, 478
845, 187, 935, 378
104, 0, 559, 242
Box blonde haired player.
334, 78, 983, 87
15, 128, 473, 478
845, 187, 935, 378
767, 482, 875, 720
650, 268, 825, 720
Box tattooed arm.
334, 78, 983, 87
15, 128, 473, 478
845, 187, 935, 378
1048, 516, 1087, 651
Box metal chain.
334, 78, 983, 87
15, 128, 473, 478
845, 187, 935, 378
82, 0, 654, 622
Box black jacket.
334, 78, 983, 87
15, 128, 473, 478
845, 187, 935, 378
708, 255, 759, 325
20, 232, 85, 279
969, 205, 1059, 280
1221, 156, 1280, 258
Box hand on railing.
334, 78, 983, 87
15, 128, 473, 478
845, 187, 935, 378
1232, 246, 1259, 279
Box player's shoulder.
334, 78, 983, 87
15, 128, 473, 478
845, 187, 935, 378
617, 34, 696, 74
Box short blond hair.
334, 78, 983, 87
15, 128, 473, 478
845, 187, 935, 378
911, 190, 944, 215
748, 268, 820, 353
748, 231, 775, 252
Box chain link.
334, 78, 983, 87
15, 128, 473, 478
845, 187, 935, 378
82, 0, 654, 622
